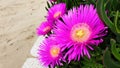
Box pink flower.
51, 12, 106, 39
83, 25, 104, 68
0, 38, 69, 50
36, 21, 52, 35
47, 3, 66, 22
49, 0, 57, 2
54, 5, 107, 62
38, 37, 65, 68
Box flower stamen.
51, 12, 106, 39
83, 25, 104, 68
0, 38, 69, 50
54, 11, 61, 18
43, 26, 51, 32
71, 23, 91, 42
76, 30, 85, 38
50, 46, 60, 57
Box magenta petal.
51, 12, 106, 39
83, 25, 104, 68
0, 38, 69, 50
47, 3, 66, 22
36, 21, 52, 35
49, 0, 57, 2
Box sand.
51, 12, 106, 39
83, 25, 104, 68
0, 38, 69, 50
0, 0, 47, 68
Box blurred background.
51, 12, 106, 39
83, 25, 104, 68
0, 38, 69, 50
0, 0, 47, 68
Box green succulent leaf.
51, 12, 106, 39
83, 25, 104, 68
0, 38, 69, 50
103, 47, 120, 68
81, 57, 103, 68
114, 11, 120, 34
47, 1, 51, 8
65, 0, 73, 10
57, 0, 61, 3
110, 39, 120, 61
96, 0, 117, 35
45, 7, 48, 11
86, 0, 96, 5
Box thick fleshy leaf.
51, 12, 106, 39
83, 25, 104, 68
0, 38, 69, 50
57, 0, 61, 3
114, 11, 120, 34
73, 0, 79, 6
103, 48, 120, 68
47, 1, 51, 8
65, 0, 72, 9
96, 0, 117, 34
86, 0, 96, 5
110, 39, 120, 61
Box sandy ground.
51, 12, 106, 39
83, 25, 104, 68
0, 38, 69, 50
0, 0, 47, 68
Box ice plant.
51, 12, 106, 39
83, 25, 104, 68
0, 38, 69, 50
38, 37, 65, 68
54, 5, 107, 62
36, 21, 52, 35
47, 3, 66, 22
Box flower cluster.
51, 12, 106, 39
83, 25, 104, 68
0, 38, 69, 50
36, 2, 107, 68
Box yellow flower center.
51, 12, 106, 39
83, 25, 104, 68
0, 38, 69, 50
53, 11, 61, 18
76, 30, 85, 38
50, 46, 60, 57
71, 23, 91, 42
43, 26, 51, 32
